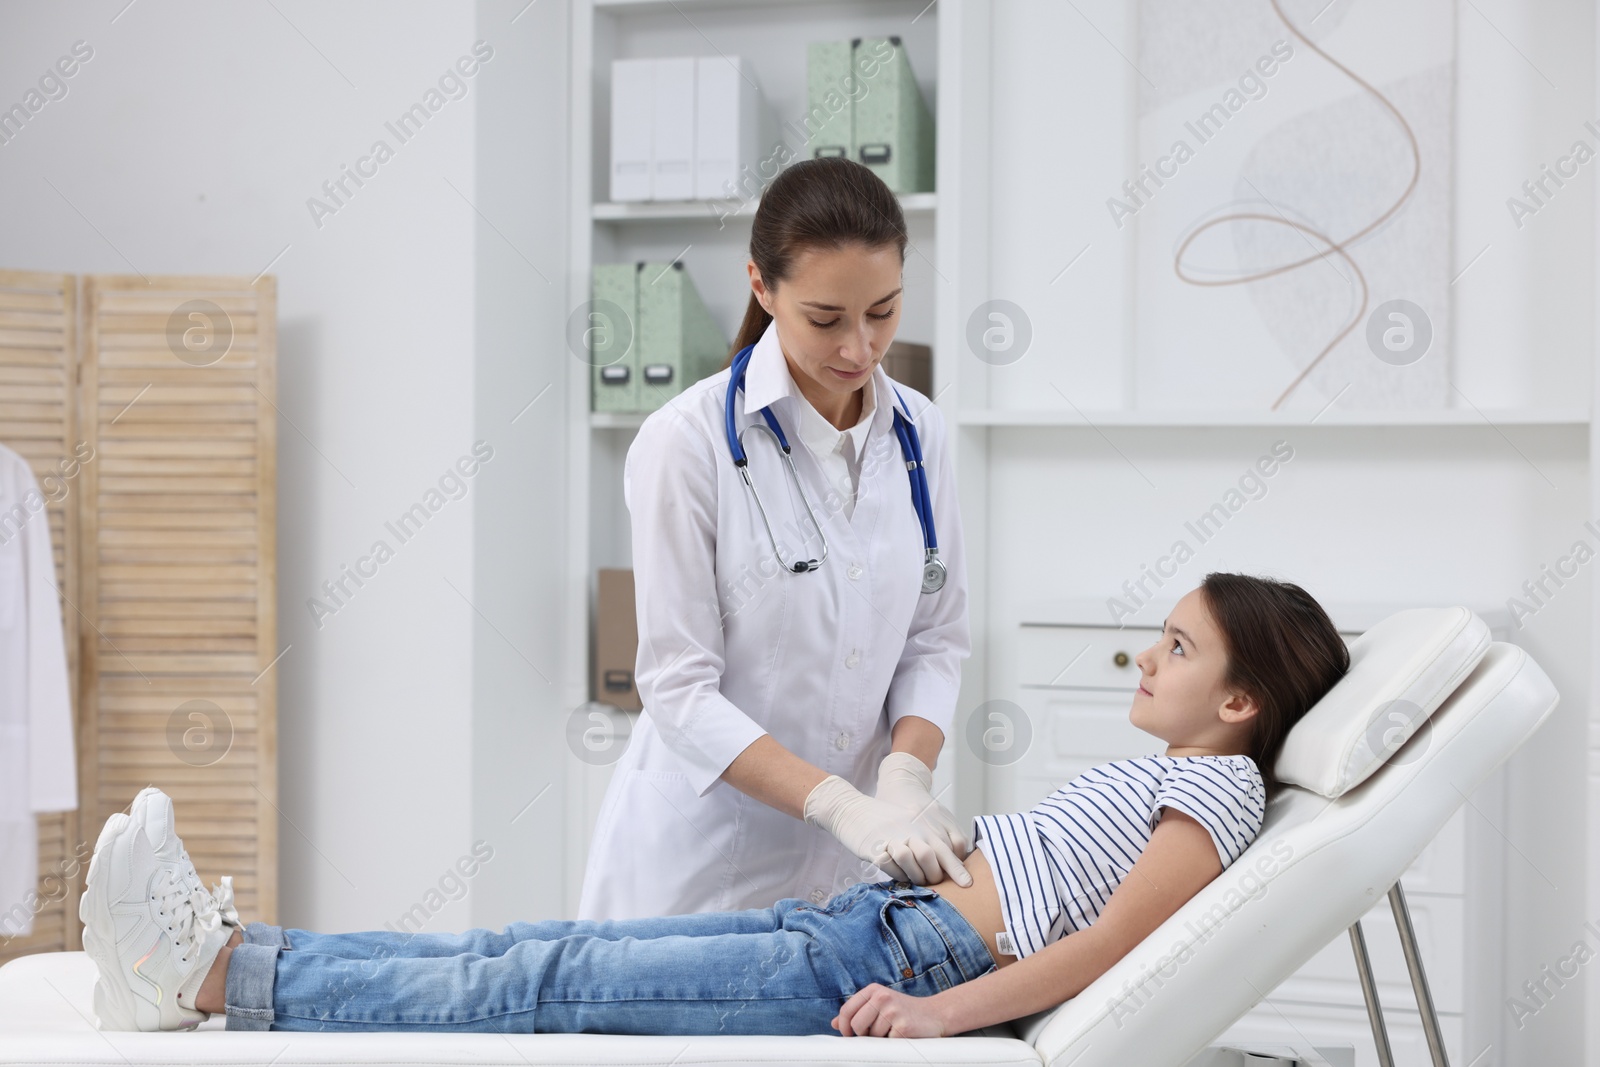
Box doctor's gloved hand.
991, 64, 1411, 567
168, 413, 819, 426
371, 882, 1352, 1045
803, 774, 967, 887
872, 752, 973, 887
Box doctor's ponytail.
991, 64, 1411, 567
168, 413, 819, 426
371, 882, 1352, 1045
726, 156, 908, 366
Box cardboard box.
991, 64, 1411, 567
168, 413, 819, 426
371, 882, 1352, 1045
595, 568, 641, 711
882, 339, 932, 397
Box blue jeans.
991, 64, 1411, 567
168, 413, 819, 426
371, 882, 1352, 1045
224, 880, 997, 1033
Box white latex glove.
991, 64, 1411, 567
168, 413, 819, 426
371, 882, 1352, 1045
873, 752, 973, 887
803, 775, 964, 886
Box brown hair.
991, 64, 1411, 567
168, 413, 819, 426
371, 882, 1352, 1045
726, 156, 908, 364
1198, 572, 1350, 802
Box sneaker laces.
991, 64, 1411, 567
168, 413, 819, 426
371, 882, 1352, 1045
154, 869, 226, 966
208, 874, 240, 929
174, 847, 240, 929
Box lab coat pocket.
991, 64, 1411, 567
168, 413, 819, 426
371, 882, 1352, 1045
608, 768, 738, 914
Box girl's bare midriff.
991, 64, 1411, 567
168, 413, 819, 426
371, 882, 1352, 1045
922, 845, 1016, 970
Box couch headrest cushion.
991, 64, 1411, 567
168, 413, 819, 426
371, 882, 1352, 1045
1275, 606, 1491, 798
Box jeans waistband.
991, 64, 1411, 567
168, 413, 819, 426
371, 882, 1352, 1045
881, 882, 997, 982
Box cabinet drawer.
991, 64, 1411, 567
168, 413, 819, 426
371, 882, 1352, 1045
980, 692, 1156, 812
1044, 691, 1155, 761
1017, 622, 1361, 691
1017, 624, 1158, 690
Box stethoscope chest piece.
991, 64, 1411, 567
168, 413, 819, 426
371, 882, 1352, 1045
921, 553, 947, 595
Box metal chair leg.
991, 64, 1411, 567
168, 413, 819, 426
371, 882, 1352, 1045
1390, 880, 1450, 1067
1349, 919, 1397, 1067
1347, 879, 1451, 1067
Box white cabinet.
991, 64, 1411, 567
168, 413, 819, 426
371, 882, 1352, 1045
988, 602, 1511, 1067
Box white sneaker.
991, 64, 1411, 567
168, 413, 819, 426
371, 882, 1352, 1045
129, 786, 241, 933
78, 791, 233, 1031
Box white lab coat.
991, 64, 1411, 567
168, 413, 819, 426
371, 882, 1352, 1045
0, 443, 77, 938
578, 319, 970, 919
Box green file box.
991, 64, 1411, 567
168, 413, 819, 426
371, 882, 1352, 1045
636, 261, 727, 413
806, 41, 853, 161
590, 262, 641, 413
852, 36, 934, 193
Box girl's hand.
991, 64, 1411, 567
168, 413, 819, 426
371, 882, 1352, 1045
832, 983, 948, 1038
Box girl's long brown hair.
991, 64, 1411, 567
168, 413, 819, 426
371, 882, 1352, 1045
726, 156, 907, 365
1199, 572, 1350, 802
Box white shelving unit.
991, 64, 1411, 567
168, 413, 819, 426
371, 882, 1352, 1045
561, 0, 995, 913
595, 406, 1593, 432
592, 190, 936, 221
958, 407, 1591, 428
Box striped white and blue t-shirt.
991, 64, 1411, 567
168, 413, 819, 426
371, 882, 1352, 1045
973, 754, 1266, 959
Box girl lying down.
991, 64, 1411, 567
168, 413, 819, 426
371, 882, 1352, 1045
79, 572, 1348, 1037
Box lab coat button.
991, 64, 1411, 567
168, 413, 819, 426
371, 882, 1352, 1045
844, 652, 860, 669
835, 733, 850, 750
810, 888, 828, 904
847, 563, 863, 580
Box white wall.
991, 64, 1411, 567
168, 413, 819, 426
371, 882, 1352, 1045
467, 0, 572, 929
983, 1, 1593, 1062
0, 0, 483, 934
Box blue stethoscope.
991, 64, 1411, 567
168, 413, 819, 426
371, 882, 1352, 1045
723, 342, 946, 595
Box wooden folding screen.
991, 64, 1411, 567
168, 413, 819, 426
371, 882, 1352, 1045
0, 272, 277, 963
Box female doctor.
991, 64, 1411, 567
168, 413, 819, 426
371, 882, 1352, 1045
579, 157, 973, 920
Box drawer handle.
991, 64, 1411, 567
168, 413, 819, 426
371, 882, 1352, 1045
1113, 651, 1130, 667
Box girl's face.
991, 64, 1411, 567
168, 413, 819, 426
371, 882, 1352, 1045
748, 242, 902, 412
1130, 588, 1259, 757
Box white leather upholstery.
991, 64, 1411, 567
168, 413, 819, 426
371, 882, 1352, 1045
0, 611, 1557, 1067
1275, 605, 1492, 798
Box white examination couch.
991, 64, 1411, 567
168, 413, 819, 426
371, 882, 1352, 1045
0, 606, 1559, 1067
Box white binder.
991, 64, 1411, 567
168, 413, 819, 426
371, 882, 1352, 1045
609, 58, 654, 202
651, 57, 696, 201
695, 56, 765, 201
